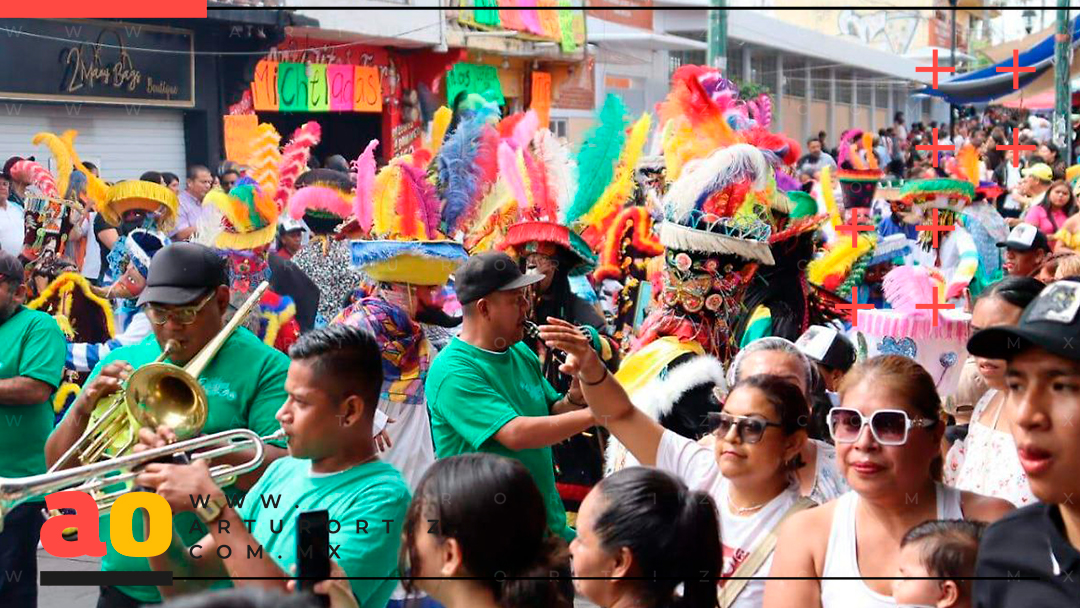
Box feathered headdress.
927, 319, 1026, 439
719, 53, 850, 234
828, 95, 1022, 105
498, 96, 632, 274
274, 121, 322, 210
201, 177, 280, 250
835, 129, 883, 210
436, 117, 501, 238
288, 168, 354, 235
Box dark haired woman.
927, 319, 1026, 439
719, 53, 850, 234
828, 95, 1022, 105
764, 355, 1012, 608
571, 467, 721, 608
400, 453, 571, 608
945, 277, 1043, 506
539, 318, 812, 608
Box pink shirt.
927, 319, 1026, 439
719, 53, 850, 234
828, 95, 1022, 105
1024, 204, 1069, 234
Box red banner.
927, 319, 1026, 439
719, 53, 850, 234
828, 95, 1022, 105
1, 0, 205, 17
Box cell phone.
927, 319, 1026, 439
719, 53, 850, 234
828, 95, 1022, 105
296, 509, 331, 607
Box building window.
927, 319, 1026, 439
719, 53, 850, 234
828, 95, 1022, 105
785, 57, 805, 97
550, 118, 568, 139
811, 64, 830, 102
876, 87, 890, 109
836, 69, 852, 104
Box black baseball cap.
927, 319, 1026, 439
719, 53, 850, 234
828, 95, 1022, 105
997, 222, 1050, 253
454, 251, 544, 305
795, 325, 857, 372
137, 242, 229, 306
968, 280, 1080, 362
0, 250, 23, 281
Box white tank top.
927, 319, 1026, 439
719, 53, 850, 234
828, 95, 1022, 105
820, 484, 964, 608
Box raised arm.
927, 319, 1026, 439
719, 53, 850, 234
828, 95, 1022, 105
538, 318, 665, 467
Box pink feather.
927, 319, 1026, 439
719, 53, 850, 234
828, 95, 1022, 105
275, 122, 322, 210
288, 186, 351, 220
352, 140, 379, 233
522, 148, 552, 222
882, 265, 935, 314
498, 141, 530, 215
12, 160, 58, 199
510, 110, 539, 150
399, 162, 441, 238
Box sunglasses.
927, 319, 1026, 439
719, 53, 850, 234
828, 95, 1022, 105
827, 408, 937, 446
144, 291, 216, 325
706, 412, 782, 444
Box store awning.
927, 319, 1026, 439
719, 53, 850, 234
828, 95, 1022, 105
919, 17, 1080, 105
588, 31, 707, 52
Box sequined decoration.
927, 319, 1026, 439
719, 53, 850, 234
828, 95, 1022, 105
291, 239, 361, 324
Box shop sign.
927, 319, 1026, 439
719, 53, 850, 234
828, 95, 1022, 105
0, 19, 194, 107
446, 62, 505, 106
251, 59, 382, 113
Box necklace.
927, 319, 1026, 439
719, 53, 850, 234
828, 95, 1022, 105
727, 492, 769, 516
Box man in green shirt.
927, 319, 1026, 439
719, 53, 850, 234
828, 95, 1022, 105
426, 252, 597, 544
137, 324, 410, 608
46, 243, 290, 607
0, 251, 66, 608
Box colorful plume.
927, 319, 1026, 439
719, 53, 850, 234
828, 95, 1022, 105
274, 121, 322, 210
564, 94, 629, 226
352, 140, 379, 233
429, 106, 453, 154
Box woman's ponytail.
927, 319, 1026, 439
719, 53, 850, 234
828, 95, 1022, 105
496, 535, 573, 608
671, 490, 722, 608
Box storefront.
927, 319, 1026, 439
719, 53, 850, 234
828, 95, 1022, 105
0, 18, 195, 181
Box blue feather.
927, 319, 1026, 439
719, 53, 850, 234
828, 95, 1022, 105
438, 117, 485, 234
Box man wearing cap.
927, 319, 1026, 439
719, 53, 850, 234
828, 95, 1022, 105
274, 218, 307, 260
0, 160, 26, 255
425, 251, 597, 544
967, 279, 1080, 607
0, 250, 66, 607
45, 243, 290, 608
1004, 163, 1054, 222
999, 223, 1051, 278
794, 324, 856, 393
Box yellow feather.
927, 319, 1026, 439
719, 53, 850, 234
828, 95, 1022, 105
863, 132, 877, 170
371, 165, 402, 236
430, 106, 453, 155
580, 113, 651, 228
807, 235, 874, 286
959, 143, 979, 187
820, 166, 841, 229
32, 132, 72, 198
60, 131, 108, 207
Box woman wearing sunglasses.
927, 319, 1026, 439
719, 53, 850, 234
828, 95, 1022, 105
539, 316, 811, 608
764, 355, 1013, 608
944, 277, 1043, 507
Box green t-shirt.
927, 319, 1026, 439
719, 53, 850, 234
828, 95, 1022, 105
59, 327, 290, 604
238, 457, 411, 608
425, 338, 573, 542
0, 306, 66, 478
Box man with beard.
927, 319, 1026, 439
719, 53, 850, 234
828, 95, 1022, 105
0, 251, 67, 607
796, 137, 836, 178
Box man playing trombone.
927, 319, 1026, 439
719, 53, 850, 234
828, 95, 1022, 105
45, 243, 291, 608
136, 324, 410, 608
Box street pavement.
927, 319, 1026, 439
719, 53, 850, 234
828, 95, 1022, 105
37, 550, 600, 608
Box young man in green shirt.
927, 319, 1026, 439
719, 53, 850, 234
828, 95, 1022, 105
137, 324, 410, 608
0, 251, 66, 608
426, 252, 597, 544
45, 243, 290, 607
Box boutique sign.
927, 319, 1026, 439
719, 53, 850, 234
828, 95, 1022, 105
0, 19, 194, 108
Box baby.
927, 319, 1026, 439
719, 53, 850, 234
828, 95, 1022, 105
893, 520, 986, 608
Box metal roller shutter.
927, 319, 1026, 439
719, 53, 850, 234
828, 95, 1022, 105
0, 103, 186, 182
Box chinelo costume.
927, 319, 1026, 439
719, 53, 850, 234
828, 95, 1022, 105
199, 177, 302, 353
606, 66, 780, 474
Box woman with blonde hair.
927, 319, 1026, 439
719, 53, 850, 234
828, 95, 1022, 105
764, 355, 1013, 608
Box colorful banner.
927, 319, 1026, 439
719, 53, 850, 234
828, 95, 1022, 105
446, 62, 505, 105
459, 0, 585, 49
223, 114, 259, 165
250, 60, 382, 114
530, 71, 551, 128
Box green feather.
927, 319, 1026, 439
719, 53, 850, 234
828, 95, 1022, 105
564, 94, 629, 225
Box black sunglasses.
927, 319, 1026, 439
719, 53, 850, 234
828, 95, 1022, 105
706, 412, 783, 444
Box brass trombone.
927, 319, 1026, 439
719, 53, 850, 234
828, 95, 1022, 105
0, 428, 284, 532
49, 281, 271, 473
